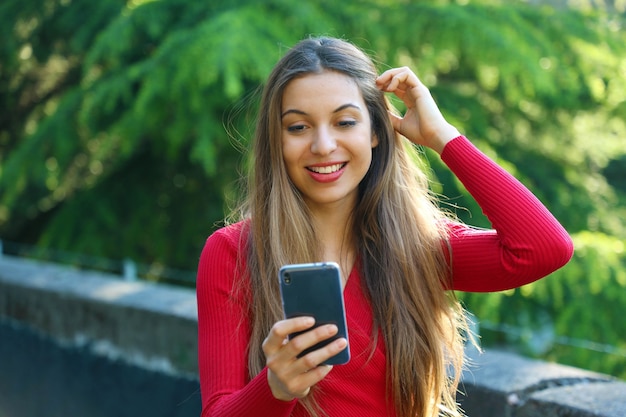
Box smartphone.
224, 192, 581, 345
278, 262, 350, 365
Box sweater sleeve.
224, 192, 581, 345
440, 136, 574, 292
196, 225, 297, 417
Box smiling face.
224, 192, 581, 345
280, 71, 379, 213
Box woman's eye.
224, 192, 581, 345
287, 124, 307, 133
338, 120, 357, 128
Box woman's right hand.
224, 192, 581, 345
376, 66, 460, 154
262, 317, 348, 401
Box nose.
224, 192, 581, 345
310, 127, 337, 155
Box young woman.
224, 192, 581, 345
196, 37, 573, 417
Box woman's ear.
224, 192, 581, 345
371, 133, 379, 148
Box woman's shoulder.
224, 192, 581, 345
197, 221, 252, 308
207, 219, 250, 243
203, 220, 250, 252
198, 220, 250, 283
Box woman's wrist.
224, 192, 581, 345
430, 125, 461, 154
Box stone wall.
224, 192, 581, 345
1, 254, 625, 417
460, 349, 626, 417
0, 254, 197, 375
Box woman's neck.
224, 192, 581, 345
310, 204, 356, 286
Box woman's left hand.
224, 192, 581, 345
376, 66, 461, 154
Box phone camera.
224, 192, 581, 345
284, 273, 291, 285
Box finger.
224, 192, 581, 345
376, 67, 409, 86
262, 317, 315, 356
269, 364, 333, 400
279, 337, 345, 398
294, 364, 334, 394
376, 67, 416, 92
388, 73, 410, 92
297, 337, 348, 371
375, 70, 394, 89
284, 324, 340, 360
377, 71, 406, 92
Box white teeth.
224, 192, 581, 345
309, 164, 344, 174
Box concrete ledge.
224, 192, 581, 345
0, 254, 198, 375
0, 318, 200, 417
518, 382, 626, 417
460, 349, 624, 416
1, 254, 626, 416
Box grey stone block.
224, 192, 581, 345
0, 255, 198, 374
459, 350, 613, 417
517, 381, 626, 417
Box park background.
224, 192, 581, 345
1, 0, 625, 380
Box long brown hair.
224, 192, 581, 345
236, 37, 468, 417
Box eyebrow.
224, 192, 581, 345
281, 103, 362, 118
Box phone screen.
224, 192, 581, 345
278, 262, 350, 365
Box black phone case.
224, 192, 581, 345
278, 262, 350, 365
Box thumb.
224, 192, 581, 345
387, 110, 418, 143
387, 111, 403, 134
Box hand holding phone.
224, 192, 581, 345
278, 262, 350, 365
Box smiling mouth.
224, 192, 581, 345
307, 163, 346, 174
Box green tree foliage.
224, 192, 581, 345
1, 0, 625, 375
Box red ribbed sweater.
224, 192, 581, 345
196, 136, 574, 417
